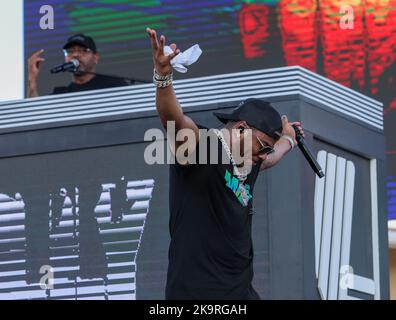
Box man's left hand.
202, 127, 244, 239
281, 115, 305, 147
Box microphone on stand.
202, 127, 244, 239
82, 71, 151, 84
293, 125, 325, 178
50, 59, 79, 74
50, 60, 151, 84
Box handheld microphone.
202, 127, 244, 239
293, 125, 325, 179
50, 59, 79, 74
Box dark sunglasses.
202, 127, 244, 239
256, 136, 274, 155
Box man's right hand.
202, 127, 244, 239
27, 49, 45, 98
28, 49, 45, 81
145, 28, 199, 163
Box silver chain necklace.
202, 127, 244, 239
214, 129, 247, 181
214, 129, 250, 207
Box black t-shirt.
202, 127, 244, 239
167, 127, 262, 300
52, 74, 129, 94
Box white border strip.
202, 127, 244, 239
314, 151, 327, 277
370, 159, 381, 300
318, 153, 337, 300
0, 0, 24, 101
328, 157, 347, 300
338, 160, 355, 300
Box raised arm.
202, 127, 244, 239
146, 28, 199, 153
146, 28, 199, 150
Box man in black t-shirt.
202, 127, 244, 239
27, 33, 128, 97
146, 27, 305, 299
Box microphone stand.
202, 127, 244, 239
72, 70, 151, 85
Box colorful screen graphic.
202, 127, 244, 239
24, 0, 396, 216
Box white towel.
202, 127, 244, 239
164, 44, 202, 73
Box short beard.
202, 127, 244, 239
74, 63, 95, 76
73, 70, 86, 76
73, 68, 92, 77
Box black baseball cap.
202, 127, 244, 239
63, 34, 97, 53
213, 98, 283, 140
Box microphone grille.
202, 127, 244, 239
71, 59, 80, 67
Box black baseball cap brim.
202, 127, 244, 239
213, 98, 283, 140
212, 111, 238, 124
63, 34, 97, 52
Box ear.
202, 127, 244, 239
94, 53, 100, 64
235, 120, 248, 131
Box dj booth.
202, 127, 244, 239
0, 66, 389, 299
